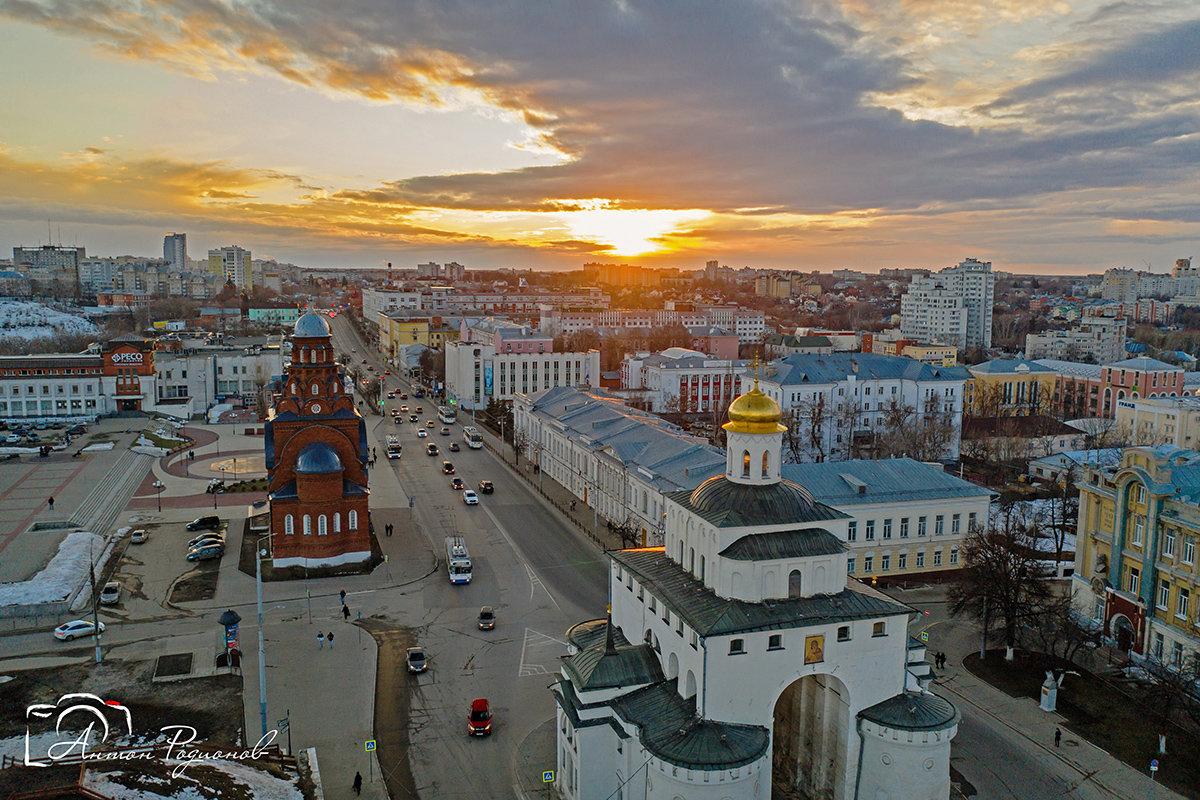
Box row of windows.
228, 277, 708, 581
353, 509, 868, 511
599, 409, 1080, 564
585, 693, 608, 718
847, 513, 975, 542
728, 621, 886, 655
0, 399, 97, 413
847, 548, 957, 575
282, 510, 358, 535
0, 383, 98, 395
0, 368, 101, 376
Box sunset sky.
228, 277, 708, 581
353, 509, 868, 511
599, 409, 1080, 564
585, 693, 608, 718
2, 1, 1200, 274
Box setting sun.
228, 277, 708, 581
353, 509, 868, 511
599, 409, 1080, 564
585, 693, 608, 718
555, 202, 710, 257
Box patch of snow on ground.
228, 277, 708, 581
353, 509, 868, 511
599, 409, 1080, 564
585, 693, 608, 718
84, 759, 303, 800
132, 445, 169, 457
0, 300, 99, 341
0, 531, 103, 606
83, 442, 115, 451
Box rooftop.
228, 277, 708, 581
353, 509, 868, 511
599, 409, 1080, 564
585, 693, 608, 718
781, 458, 994, 506
764, 353, 970, 386
1032, 359, 1104, 380
675, 478, 847, 529
1109, 356, 1180, 371
969, 358, 1056, 376
859, 692, 959, 732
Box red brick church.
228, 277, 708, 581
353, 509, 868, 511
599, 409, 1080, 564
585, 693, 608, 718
266, 312, 370, 568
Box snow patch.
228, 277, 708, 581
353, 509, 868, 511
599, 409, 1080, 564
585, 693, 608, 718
0, 300, 99, 341
83, 759, 303, 800
0, 531, 104, 606
83, 442, 115, 451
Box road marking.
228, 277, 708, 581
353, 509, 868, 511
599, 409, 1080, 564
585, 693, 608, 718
483, 505, 562, 613
519, 628, 567, 677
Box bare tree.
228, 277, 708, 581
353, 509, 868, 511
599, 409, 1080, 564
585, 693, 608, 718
1039, 465, 1079, 576
1139, 654, 1200, 755
795, 393, 832, 462
1021, 591, 1093, 666
949, 502, 1055, 661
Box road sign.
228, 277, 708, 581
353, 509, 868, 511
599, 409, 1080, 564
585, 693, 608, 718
542, 771, 555, 783
277, 719, 289, 731
365, 740, 377, 752
1151, 759, 1159, 772
919, 631, 929, 643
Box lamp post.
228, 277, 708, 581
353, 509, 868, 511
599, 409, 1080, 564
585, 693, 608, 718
254, 533, 273, 740
153, 479, 164, 512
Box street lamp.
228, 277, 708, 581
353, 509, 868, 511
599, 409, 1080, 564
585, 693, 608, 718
153, 479, 164, 512
254, 533, 274, 740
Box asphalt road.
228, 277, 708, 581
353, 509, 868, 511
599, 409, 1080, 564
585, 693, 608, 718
330, 314, 607, 796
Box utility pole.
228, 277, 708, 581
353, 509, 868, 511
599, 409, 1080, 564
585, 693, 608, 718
90, 540, 102, 663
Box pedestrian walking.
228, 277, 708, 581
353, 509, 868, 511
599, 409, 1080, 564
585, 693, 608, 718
343, 604, 351, 620
353, 771, 362, 795
47, 496, 54, 512
327, 631, 334, 648
1054, 728, 1062, 747
570, 500, 576, 512
317, 632, 325, 649
340, 589, 346, 604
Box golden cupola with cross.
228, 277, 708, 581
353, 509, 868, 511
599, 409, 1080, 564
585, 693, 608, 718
722, 365, 786, 486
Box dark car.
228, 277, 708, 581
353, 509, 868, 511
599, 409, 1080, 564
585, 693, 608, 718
451, 477, 464, 490
409, 414, 419, 422
393, 416, 402, 425
449, 442, 460, 452
442, 461, 455, 474
188, 532, 225, 548
66, 424, 88, 435
477, 606, 495, 630
426, 444, 439, 456
440, 427, 450, 436
186, 544, 224, 562
467, 698, 492, 736
400, 393, 408, 399
478, 480, 494, 494
185, 515, 221, 532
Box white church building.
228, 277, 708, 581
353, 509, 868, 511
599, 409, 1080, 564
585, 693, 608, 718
553, 379, 960, 800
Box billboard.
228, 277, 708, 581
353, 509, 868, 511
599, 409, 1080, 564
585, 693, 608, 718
483, 362, 494, 396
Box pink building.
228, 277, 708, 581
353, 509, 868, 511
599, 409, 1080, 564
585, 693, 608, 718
687, 325, 739, 359
1100, 357, 1184, 415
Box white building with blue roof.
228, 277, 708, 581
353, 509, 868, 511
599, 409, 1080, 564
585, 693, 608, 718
555, 380, 958, 800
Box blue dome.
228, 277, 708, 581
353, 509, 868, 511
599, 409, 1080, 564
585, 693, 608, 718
293, 313, 331, 338
295, 441, 343, 474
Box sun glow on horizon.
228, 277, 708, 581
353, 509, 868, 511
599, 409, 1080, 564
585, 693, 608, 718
554, 201, 710, 256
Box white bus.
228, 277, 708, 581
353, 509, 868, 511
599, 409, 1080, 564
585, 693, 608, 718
386, 435, 402, 459
445, 536, 472, 584
462, 426, 483, 449
437, 405, 457, 424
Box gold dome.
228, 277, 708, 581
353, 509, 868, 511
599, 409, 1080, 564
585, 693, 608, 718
723, 379, 786, 434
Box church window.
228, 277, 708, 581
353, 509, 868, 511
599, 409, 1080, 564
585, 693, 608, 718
729, 639, 745, 655
312, 383, 319, 395
699, 555, 705, 581
678, 540, 684, 563
837, 625, 851, 642
768, 634, 783, 651
284, 515, 294, 535
318, 515, 328, 535
689, 548, 695, 572
742, 451, 750, 477
349, 510, 358, 530
788, 570, 802, 599
334, 513, 341, 533
761, 450, 769, 477
872, 621, 887, 637
290, 383, 298, 395
303, 515, 312, 535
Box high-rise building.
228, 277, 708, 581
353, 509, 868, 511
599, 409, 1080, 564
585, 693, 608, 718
900, 258, 995, 351
208, 246, 253, 291
163, 233, 187, 270
12, 245, 85, 293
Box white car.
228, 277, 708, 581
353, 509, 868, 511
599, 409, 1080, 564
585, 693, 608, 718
4, 433, 21, 444
129, 528, 149, 544
99, 582, 121, 605
416, 429, 427, 438
462, 489, 479, 505
54, 620, 106, 641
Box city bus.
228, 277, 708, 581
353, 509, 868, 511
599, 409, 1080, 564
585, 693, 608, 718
437, 405, 457, 425
445, 536, 472, 584
386, 434, 402, 459
462, 426, 484, 449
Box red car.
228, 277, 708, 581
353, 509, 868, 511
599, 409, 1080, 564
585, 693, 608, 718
467, 698, 492, 736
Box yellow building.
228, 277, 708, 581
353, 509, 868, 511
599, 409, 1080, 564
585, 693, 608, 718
379, 314, 460, 357
1073, 446, 1200, 665
965, 358, 1056, 417
902, 344, 957, 367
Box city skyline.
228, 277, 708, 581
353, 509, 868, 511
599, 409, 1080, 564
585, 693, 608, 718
2, 2, 1200, 274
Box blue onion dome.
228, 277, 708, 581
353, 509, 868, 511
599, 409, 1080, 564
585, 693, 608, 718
293, 312, 331, 338
295, 441, 343, 474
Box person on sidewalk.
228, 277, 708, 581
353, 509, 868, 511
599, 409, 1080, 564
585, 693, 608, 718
340, 589, 346, 604
317, 632, 325, 649
1054, 728, 1062, 747
353, 771, 362, 795
343, 604, 351, 620
47, 496, 54, 512
570, 500, 576, 512
327, 631, 334, 648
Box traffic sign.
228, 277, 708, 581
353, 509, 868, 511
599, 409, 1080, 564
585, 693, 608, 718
542, 771, 555, 783
277, 719, 289, 732
365, 740, 377, 752
1150, 759, 1159, 772
919, 631, 929, 643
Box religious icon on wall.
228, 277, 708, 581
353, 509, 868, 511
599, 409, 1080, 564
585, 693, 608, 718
804, 634, 825, 665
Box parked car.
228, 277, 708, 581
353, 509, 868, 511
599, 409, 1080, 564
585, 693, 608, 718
442, 461, 455, 474
467, 698, 492, 736
406, 646, 428, 673
427, 444, 439, 456
129, 528, 149, 544
188, 532, 225, 548
4, 433, 21, 444
186, 516, 221, 532
478, 480, 494, 494
451, 477, 465, 490
99, 582, 121, 605
54, 620, 105, 641
477, 606, 495, 630
186, 544, 224, 562
66, 424, 88, 435
449, 442, 460, 452
462, 489, 478, 505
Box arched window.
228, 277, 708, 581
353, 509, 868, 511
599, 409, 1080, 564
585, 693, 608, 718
312, 383, 319, 395
318, 515, 328, 535
742, 450, 751, 477
334, 512, 341, 533
762, 450, 769, 477
290, 383, 298, 395
348, 510, 358, 530
302, 514, 312, 535
678, 540, 684, 563
788, 569, 803, 599
689, 547, 695, 572
284, 514, 294, 535
685, 670, 697, 699
699, 555, 706, 581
